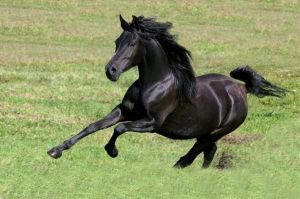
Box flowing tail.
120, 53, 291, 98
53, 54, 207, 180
230, 66, 288, 98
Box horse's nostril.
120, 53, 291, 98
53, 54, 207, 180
110, 67, 117, 74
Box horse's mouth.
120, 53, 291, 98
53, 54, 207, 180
106, 71, 120, 81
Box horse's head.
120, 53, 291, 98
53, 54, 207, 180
105, 15, 146, 81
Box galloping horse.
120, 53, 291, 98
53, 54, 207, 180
48, 15, 286, 168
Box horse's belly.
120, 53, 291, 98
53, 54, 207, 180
157, 119, 199, 139
157, 102, 219, 139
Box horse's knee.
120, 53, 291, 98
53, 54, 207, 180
114, 124, 127, 134
85, 123, 97, 132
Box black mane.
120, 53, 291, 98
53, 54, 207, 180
130, 16, 196, 100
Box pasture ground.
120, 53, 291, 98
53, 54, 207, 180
0, 0, 299, 198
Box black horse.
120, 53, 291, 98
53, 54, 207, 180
48, 15, 287, 168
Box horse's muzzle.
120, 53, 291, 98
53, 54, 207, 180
106, 65, 120, 81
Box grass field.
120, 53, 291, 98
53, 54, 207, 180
0, 0, 300, 198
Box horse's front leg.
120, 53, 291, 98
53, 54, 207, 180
104, 118, 156, 158
47, 105, 125, 159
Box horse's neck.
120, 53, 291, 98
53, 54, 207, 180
138, 40, 172, 86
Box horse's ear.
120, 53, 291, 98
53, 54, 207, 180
132, 15, 140, 30
120, 14, 130, 31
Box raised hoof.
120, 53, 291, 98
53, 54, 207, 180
47, 147, 62, 159
104, 144, 118, 158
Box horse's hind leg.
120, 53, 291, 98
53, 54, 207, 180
202, 143, 217, 168
173, 141, 201, 168
173, 139, 212, 169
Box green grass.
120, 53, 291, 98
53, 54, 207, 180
0, 0, 300, 198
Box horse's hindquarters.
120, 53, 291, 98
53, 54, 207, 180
158, 74, 248, 140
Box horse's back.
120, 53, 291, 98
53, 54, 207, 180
196, 73, 240, 87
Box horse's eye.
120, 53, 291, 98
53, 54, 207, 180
129, 43, 135, 47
